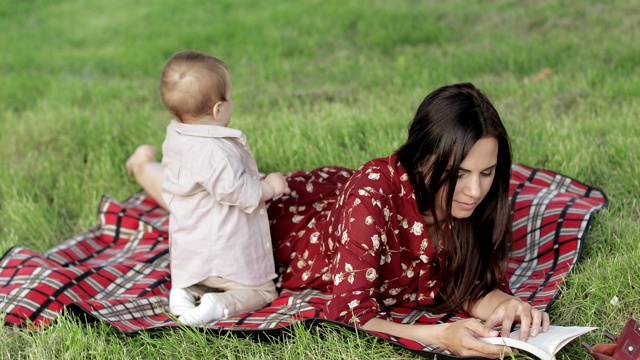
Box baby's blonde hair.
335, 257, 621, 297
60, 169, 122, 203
159, 50, 230, 122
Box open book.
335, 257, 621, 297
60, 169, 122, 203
479, 325, 597, 360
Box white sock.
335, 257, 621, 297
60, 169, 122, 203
178, 293, 229, 326
169, 288, 196, 316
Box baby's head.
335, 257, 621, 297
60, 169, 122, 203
160, 50, 231, 123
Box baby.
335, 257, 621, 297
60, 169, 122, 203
158, 50, 289, 325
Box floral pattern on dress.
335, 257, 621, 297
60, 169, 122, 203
268, 155, 444, 327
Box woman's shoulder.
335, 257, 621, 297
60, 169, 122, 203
346, 153, 411, 198
357, 153, 408, 180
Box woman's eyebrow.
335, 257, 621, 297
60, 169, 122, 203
459, 163, 498, 172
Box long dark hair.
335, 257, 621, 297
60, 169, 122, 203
396, 82, 512, 313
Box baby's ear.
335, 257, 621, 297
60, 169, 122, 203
212, 101, 222, 119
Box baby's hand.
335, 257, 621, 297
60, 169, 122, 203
263, 172, 291, 199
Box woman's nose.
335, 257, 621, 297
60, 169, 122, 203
463, 176, 481, 198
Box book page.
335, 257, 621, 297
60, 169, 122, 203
510, 326, 597, 353
480, 325, 597, 360
480, 336, 553, 360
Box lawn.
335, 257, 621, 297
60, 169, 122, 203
1, 0, 639, 358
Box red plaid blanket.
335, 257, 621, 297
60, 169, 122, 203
0, 164, 607, 357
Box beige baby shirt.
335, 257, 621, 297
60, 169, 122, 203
161, 120, 277, 289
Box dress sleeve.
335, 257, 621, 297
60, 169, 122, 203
203, 155, 262, 213
324, 190, 390, 326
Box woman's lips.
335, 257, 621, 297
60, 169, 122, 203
454, 200, 477, 210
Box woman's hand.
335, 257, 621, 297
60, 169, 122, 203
477, 292, 550, 341
427, 319, 508, 358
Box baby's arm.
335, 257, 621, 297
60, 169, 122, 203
260, 172, 291, 201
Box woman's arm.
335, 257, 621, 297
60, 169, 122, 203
323, 192, 389, 325
361, 318, 507, 358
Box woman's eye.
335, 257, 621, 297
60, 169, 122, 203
456, 171, 493, 178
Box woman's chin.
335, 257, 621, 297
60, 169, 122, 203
451, 208, 475, 219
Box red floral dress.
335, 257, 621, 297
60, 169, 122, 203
267, 153, 445, 326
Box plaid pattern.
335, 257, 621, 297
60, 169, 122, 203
0, 164, 607, 357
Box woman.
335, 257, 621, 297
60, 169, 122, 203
126, 83, 549, 358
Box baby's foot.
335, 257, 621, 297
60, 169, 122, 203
178, 293, 229, 326
169, 288, 196, 316
125, 145, 157, 177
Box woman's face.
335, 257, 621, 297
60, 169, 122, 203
435, 136, 499, 221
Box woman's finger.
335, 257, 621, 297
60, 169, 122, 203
542, 311, 551, 332
458, 320, 506, 358
530, 309, 543, 337
465, 318, 499, 338
518, 310, 531, 341
500, 311, 516, 338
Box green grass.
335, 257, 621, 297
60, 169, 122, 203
1, 0, 639, 358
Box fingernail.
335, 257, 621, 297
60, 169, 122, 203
531, 329, 538, 336
489, 330, 499, 337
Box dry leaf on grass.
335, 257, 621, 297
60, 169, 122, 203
525, 68, 554, 82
